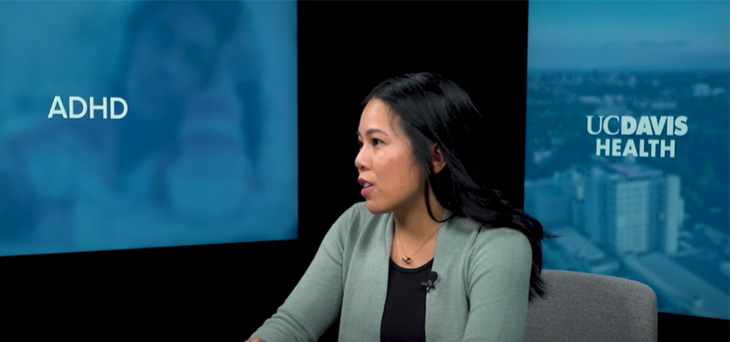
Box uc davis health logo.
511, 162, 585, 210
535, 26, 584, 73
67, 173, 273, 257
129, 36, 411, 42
586, 115, 688, 158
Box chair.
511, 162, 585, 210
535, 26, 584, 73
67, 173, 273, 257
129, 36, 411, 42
525, 270, 658, 342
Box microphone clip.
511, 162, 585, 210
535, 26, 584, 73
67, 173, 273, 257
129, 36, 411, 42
421, 279, 435, 293
421, 271, 438, 293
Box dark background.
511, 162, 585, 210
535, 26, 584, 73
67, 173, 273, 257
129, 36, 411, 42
0, 1, 727, 340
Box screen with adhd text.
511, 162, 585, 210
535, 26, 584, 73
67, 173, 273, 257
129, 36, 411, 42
0, 0, 298, 257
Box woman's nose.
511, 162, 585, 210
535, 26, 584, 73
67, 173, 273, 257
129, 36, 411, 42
354, 147, 367, 170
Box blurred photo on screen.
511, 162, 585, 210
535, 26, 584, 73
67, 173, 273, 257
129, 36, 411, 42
0, 0, 298, 256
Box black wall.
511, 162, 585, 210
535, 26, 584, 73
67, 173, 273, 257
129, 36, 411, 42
0, 1, 727, 340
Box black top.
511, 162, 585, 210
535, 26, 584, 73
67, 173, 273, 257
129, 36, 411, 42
380, 258, 434, 342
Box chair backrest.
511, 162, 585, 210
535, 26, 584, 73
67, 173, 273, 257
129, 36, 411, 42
525, 270, 658, 342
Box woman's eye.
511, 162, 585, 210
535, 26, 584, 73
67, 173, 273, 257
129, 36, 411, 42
372, 138, 383, 146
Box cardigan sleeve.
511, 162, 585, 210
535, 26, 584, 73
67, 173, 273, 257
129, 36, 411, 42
461, 228, 533, 342
248, 205, 356, 342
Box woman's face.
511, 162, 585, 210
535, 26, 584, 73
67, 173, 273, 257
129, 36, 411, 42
355, 98, 425, 215
125, 2, 220, 120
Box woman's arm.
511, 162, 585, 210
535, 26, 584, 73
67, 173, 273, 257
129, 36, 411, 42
247, 205, 357, 342
462, 228, 533, 342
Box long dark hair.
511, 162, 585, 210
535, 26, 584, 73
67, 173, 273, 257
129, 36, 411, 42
363, 71, 548, 300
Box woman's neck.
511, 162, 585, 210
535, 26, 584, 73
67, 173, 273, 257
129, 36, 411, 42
390, 188, 445, 268
392, 188, 445, 237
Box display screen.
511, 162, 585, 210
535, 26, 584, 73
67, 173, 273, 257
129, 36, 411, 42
525, 0, 729, 320
0, 0, 298, 256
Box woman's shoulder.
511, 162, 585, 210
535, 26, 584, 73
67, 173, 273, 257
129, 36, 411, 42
445, 216, 531, 254
344, 201, 369, 214
472, 226, 533, 269
338, 201, 374, 222
479, 225, 531, 246
329, 201, 389, 236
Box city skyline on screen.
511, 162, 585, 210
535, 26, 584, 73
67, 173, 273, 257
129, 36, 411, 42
525, 0, 729, 320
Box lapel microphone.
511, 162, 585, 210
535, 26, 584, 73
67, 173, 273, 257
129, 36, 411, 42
421, 271, 438, 293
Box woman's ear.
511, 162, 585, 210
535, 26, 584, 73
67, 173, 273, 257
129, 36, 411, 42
431, 144, 446, 174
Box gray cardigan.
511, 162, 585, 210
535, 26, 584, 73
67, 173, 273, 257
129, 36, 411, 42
250, 202, 532, 341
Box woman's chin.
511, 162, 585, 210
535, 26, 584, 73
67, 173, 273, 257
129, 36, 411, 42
365, 201, 388, 215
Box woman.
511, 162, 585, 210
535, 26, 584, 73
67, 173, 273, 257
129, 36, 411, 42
247, 72, 546, 341
94, 0, 282, 246
110, 0, 261, 198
